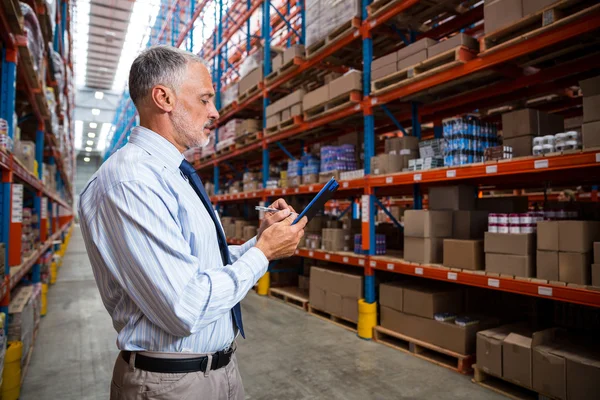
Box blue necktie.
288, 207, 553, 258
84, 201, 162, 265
179, 160, 245, 338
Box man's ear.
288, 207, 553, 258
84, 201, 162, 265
151, 85, 175, 112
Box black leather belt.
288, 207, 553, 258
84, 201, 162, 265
122, 346, 235, 373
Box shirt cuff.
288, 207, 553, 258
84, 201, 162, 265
242, 247, 269, 280
240, 236, 257, 254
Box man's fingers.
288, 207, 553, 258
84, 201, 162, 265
271, 198, 289, 210
288, 205, 297, 213
293, 216, 308, 230
270, 208, 291, 223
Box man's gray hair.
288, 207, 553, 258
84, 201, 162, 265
128, 45, 206, 106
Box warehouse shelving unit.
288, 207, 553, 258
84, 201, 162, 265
105, 0, 600, 332
0, 0, 75, 386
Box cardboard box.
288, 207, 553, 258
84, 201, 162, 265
342, 297, 358, 323
523, 0, 560, 15
593, 264, 600, 287
403, 284, 463, 319
372, 63, 398, 81
558, 221, 600, 253
371, 154, 388, 175
427, 33, 479, 58
396, 37, 437, 61
272, 53, 283, 71
281, 109, 291, 121
476, 196, 529, 213
443, 239, 484, 270
484, 0, 523, 34
477, 325, 514, 377
537, 250, 559, 281
404, 210, 453, 238
283, 89, 305, 108
582, 121, 600, 149
397, 49, 427, 71
537, 221, 559, 251
504, 135, 534, 157
385, 136, 419, 153
302, 173, 318, 185
380, 307, 495, 354
502, 109, 564, 138
266, 114, 280, 129
335, 271, 363, 299
580, 75, 600, 97
503, 328, 555, 389
565, 352, 600, 400
326, 291, 342, 316
302, 85, 329, 111
429, 185, 476, 211
485, 253, 534, 277
533, 343, 568, 400
559, 252, 591, 284
290, 103, 302, 117
404, 237, 444, 264
283, 44, 304, 64
379, 281, 412, 312
453, 210, 489, 239
238, 66, 263, 94
372, 51, 397, 71
583, 94, 600, 123
329, 70, 362, 100
484, 232, 535, 255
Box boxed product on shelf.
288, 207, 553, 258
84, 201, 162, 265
305, 0, 361, 48
476, 324, 518, 377
428, 33, 479, 58
322, 228, 351, 252
582, 121, 600, 149
443, 116, 499, 166
488, 211, 542, 235
14, 140, 36, 173
484, 232, 535, 277
453, 210, 489, 239
429, 185, 476, 211
309, 266, 363, 322
238, 65, 263, 96
418, 138, 445, 159
379, 280, 416, 312
304, 234, 322, 249
329, 70, 362, 99
443, 239, 484, 270
372, 38, 438, 81
501, 108, 564, 157
404, 210, 453, 264
8, 285, 35, 366
402, 283, 464, 319
372, 51, 398, 81
583, 94, 600, 124
242, 226, 257, 241
283, 44, 304, 65
235, 119, 261, 138
353, 234, 386, 255
303, 84, 330, 111
484, 145, 513, 161
484, 0, 523, 34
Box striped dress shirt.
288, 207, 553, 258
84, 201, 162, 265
78, 126, 268, 354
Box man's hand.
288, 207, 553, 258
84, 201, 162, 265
257, 198, 296, 240
256, 214, 308, 261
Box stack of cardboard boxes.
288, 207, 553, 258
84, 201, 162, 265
321, 228, 351, 252
371, 34, 478, 83
305, 0, 361, 48
265, 90, 305, 131
241, 225, 257, 241
221, 217, 236, 239
242, 171, 261, 192
485, 231, 536, 278
478, 326, 600, 399
371, 136, 419, 175
302, 70, 362, 113
581, 75, 600, 149
500, 108, 564, 157
237, 52, 263, 97
235, 119, 261, 139
14, 140, 36, 175
537, 221, 600, 284
403, 210, 453, 264
309, 266, 363, 323
221, 83, 238, 110
380, 281, 496, 355
271, 45, 304, 72
484, 0, 561, 34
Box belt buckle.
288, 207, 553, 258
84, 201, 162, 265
200, 357, 209, 372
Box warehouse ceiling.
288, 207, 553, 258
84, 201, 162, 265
73, 0, 160, 157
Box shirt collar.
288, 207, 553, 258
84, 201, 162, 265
128, 126, 184, 171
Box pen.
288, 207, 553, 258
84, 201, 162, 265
255, 206, 298, 215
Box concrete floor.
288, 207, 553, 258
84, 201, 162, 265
22, 226, 504, 400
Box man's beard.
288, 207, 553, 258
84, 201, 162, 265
171, 107, 212, 149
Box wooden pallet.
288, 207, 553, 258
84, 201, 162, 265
306, 17, 361, 58
277, 115, 303, 131
371, 46, 476, 94
219, 102, 237, 116
266, 57, 303, 82
268, 287, 309, 311
373, 326, 475, 375
234, 131, 261, 148
264, 125, 280, 136
304, 91, 362, 121
215, 144, 235, 156
238, 84, 260, 102
472, 365, 551, 400
480, 0, 598, 53
308, 305, 357, 333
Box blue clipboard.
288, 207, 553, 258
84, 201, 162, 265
292, 177, 339, 224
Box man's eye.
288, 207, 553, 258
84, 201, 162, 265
202, 99, 209, 105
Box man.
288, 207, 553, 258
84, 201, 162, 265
78, 45, 307, 399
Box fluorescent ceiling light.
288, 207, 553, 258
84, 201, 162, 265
75, 120, 83, 150
86, 140, 94, 146
112, 0, 161, 93
89, 122, 97, 128
95, 91, 104, 100
84, 157, 90, 162
85, 146, 93, 152
92, 108, 100, 115
88, 132, 96, 138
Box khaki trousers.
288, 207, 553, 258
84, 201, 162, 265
110, 351, 245, 400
